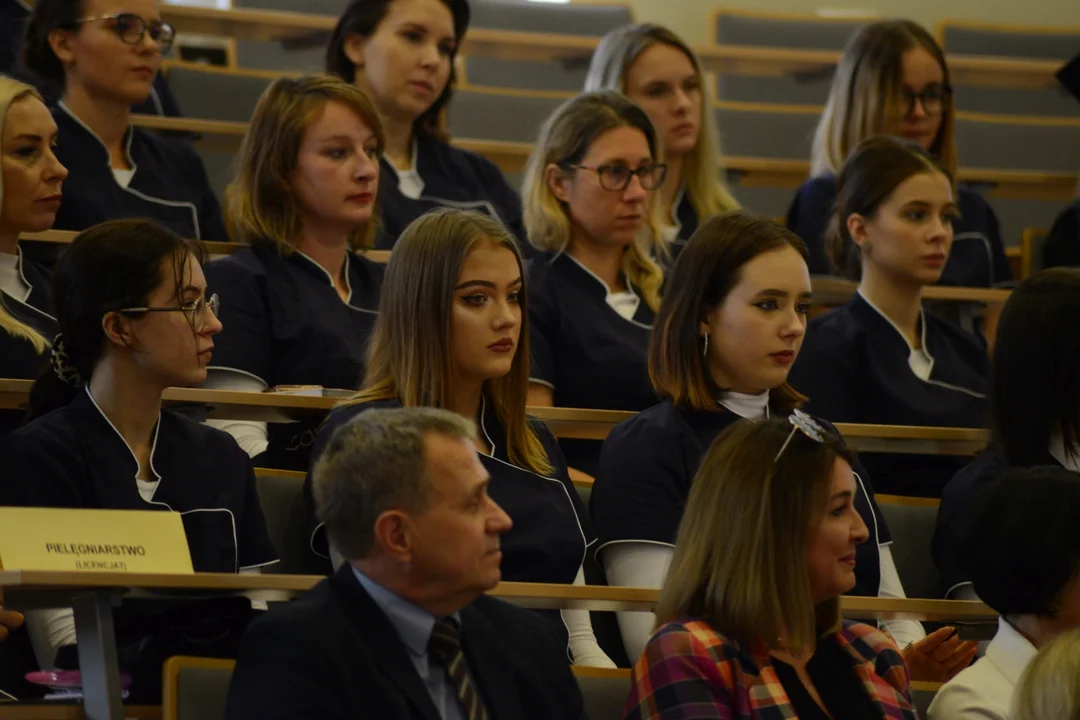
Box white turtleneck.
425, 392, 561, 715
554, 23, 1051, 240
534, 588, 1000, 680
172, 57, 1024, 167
717, 389, 770, 419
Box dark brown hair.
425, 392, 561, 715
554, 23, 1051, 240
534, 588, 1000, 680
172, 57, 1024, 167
325, 0, 469, 144
21, 0, 87, 88
827, 135, 951, 279
650, 212, 808, 413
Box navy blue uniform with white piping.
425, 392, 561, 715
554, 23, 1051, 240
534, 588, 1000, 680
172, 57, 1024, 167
592, 398, 890, 597
0, 250, 56, 379
790, 291, 989, 497
0, 388, 277, 573
204, 244, 384, 470
527, 251, 658, 476
50, 102, 226, 241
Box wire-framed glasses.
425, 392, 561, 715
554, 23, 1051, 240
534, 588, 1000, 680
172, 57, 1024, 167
71, 13, 176, 53
118, 294, 219, 331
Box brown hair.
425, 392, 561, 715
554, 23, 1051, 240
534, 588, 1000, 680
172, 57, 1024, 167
650, 212, 808, 413
522, 90, 668, 313
345, 208, 553, 476
810, 19, 957, 179
584, 23, 740, 220
827, 135, 951, 279
655, 416, 854, 651
228, 75, 385, 254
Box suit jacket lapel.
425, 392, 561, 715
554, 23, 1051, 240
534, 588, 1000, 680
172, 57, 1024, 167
329, 567, 442, 720
460, 603, 524, 720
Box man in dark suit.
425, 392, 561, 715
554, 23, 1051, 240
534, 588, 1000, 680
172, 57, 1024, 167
225, 407, 588, 720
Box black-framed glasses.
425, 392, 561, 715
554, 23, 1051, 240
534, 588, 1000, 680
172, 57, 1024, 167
118, 294, 219, 331
71, 13, 176, 53
774, 409, 828, 462
568, 163, 668, 192
900, 84, 952, 118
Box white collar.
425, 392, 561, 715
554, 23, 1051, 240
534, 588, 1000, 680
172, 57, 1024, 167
718, 390, 770, 420
985, 617, 1038, 687
1049, 434, 1080, 472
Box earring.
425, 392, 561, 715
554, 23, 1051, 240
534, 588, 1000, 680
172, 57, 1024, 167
702, 333, 709, 358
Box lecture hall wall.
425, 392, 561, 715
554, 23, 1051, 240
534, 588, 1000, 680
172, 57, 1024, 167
616, 0, 1078, 46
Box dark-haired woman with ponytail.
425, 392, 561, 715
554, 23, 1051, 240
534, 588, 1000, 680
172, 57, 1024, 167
0, 219, 276, 700
790, 136, 988, 498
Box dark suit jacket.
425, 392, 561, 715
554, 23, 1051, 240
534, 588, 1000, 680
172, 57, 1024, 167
225, 566, 587, 720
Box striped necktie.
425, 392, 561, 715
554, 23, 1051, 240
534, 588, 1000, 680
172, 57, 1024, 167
429, 616, 489, 720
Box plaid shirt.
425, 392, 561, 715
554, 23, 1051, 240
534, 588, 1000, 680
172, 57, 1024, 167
624, 619, 917, 719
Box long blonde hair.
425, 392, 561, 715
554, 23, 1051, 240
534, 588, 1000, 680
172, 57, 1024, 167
345, 209, 553, 476
655, 417, 852, 651
0, 75, 50, 354
522, 90, 667, 313
1014, 628, 1080, 720
229, 75, 385, 254
810, 20, 957, 179
584, 23, 740, 220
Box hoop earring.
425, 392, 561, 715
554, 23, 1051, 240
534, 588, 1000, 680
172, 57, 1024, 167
702, 333, 709, 358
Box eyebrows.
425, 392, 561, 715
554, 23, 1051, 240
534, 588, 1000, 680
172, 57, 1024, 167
902, 199, 960, 213
399, 20, 456, 44
317, 132, 376, 145
830, 490, 855, 503
453, 276, 523, 291
754, 288, 813, 300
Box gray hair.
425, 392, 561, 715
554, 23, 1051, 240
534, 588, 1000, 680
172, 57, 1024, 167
312, 407, 477, 560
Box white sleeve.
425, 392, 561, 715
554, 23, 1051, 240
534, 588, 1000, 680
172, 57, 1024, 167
202, 369, 269, 458
239, 566, 268, 611
877, 544, 927, 648
25, 608, 76, 670
602, 542, 673, 662
562, 566, 616, 668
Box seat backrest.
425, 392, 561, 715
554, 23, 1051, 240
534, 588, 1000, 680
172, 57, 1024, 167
714, 105, 817, 159
470, 0, 631, 35
464, 57, 589, 92
234, 41, 328, 72
955, 117, 1080, 172
953, 85, 1080, 117
940, 24, 1080, 60
447, 89, 565, 143
574, 669, 631, 720
1021, 227, 1050, 277
163, 656, 236, 720
233, 0, 348, 15
875, 496, 940, 600
714, 11, 866, 50
975, 196, 1064, 251
256, 470, 329, 576
166, 66, 272, 122
715, 73, 834, 105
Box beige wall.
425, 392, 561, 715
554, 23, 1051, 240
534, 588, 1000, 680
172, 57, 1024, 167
621, 0, 1080, 46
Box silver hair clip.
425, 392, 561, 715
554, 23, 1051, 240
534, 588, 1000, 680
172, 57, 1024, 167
773, 408, 827, 462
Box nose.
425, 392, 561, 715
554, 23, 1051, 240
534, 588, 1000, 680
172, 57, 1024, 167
928, 215, 953, 246
419, 41, 440, 68
781, 308, 806, 339
622, 173, 648, 202
487, 497, 513, 534
908, 97, 929, 120
201, 304, 223, 336
46, 150, 68, 183
673, 87, 692, 113
354, 152, 378, 182
851, 507, 870, 546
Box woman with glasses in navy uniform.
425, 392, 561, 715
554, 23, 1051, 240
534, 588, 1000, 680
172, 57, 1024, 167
19, 0, 226, 241
0, 220, 276, 700
522, 91, 669, 481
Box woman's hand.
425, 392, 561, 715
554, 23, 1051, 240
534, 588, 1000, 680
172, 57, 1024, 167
0, 605, 24, 642
902, 626, 978, 683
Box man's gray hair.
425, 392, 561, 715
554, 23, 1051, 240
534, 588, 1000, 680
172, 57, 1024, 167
312, 407, 477, 561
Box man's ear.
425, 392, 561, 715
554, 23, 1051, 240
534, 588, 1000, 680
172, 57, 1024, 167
372, 510, 413, 564
545, 163, 571, 204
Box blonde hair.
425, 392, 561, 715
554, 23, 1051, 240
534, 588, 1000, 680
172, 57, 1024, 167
585, 23, 740, 220
229, 75, 385, 254
1014, 628, 1080, 720
655, 417, 853, 651
345, 208, 553, 476
0, 75, 50, 354
810, 20, 957, 179
522, 90, 667, 313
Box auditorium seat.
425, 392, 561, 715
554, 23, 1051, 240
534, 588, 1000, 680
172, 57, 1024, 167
715, 73, 833, 105
952, 85, 1080, 117
955, 116, 1080, 172
1020, 227, 1050, 277
938, 22, 1080, 60
729, 184, 803, 222
446, 89, 564, 143
574, 668, 632, 720
255, 470, 328, 576
714, 105, 817, 159
163, 656, 234, 720
875, 495, 940, 600
165, 66, 272, 123
713, 10, 866, 50
962, 193, 1067, 251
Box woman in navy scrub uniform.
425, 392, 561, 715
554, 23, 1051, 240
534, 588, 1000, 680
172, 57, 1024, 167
790, 137, 989, 498
325, 0, 525, 247
935, 268, 1080, 599
0, 77, 65, 383
305, 208, 614, 667
787, 20, 1011, 288
204, 76, 385, 470
0, 220, 276, 696
585, 23, 739, 252
523, 90, 668, 480
20, 0, 225, 240
591, 212, 965, 675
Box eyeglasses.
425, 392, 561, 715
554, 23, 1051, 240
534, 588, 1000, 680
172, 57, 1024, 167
118, 294, 219, 331
774, 409, 828, 462
71, 13, 176, 54
900, 84, 952, 118
567, 163, 668, 192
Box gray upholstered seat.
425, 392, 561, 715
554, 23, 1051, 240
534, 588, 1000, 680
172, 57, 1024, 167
876, 499, 939, 601
955, 117, 1080, 172
714, 12, 864, 50
941, 25, 1080, 60
166, 659, 234, 720
715, 73, 834, 105
575, 671, 632, 720
166, 66, 272, 122
256, 471, 331, 576
447, 89, 565, 143
953, 84, 1080, 117
713, 105, 817, 159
